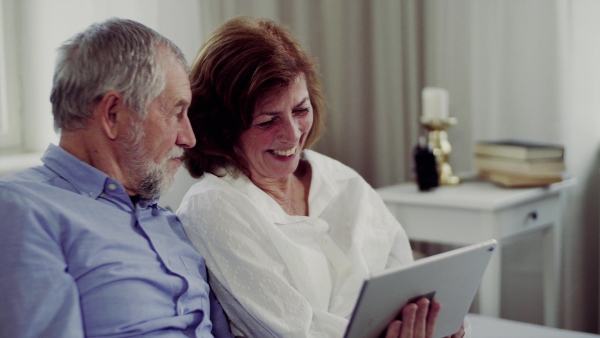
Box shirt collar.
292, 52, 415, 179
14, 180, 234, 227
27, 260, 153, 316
225, 149, 340, 223
41, 144, 159, 206
42, 144, 110, 199
303, 150, 338, 216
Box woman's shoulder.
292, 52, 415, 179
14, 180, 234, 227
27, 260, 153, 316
304, 149, 361, 180
184, 172, 232, 195
179, 172, 248, 209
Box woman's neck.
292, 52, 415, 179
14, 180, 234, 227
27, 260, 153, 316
251, 160, 312, 216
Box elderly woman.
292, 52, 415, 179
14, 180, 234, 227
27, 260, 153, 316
178, 16, 465, 338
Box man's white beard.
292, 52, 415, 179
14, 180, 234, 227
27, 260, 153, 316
137, 146, 183, 200
121, 119, 183, 200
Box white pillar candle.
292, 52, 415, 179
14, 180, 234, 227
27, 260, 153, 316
421, 87, 449, 122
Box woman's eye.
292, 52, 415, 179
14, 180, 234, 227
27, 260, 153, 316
293, 108, 310, 115
256, 119, 275, 128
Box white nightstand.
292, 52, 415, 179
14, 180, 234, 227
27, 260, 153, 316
376, 177, 575, 327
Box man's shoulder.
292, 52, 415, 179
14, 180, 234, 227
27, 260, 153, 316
0, 165, 76, 203
1, 167, 45, 190
1, 164, 53, 182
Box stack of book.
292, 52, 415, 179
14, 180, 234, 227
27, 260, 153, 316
474, 140, 566, 187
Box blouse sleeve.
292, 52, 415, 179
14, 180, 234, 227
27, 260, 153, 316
366, 186, 472, 338
178, 186, 345, 338
366, 184, 414, 268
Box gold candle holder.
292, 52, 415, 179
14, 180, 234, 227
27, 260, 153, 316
420, 116, 460, 186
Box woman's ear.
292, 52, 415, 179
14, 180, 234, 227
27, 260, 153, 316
94, 90, 126, 140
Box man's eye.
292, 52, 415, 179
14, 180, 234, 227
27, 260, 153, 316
174, 110, 185, 119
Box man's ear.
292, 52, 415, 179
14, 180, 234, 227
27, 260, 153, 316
94, 90, 127, 140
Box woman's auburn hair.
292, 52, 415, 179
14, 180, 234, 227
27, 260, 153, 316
184, 16, 326, 178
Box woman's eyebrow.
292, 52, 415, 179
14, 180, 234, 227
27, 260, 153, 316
255, 111, 280, 117
255, 96, 310, 116
294, 97, 309, 108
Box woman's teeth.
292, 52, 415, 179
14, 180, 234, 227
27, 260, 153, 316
271, 147, 296, 157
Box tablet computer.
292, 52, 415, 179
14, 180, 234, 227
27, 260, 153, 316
344, 239, 497, 338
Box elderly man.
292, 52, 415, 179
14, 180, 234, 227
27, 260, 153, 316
0, 18, 232, 337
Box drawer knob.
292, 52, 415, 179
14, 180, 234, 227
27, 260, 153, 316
528, 211, 538, 220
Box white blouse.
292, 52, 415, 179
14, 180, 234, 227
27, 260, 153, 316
178, 150, 413, 337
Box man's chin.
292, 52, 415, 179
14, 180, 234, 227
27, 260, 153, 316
158, 170, 178, 195
136, 174, 172, 201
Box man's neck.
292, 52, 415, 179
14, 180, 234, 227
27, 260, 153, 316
59, 130, 138, 197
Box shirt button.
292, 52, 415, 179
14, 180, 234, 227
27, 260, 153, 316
321, 238, 328, 245
108, 183, 117, 191
178, 305, 185, 315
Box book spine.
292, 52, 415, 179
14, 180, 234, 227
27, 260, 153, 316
475, 157, 565, 176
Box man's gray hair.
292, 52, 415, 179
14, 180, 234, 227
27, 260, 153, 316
50, 18, 188, 132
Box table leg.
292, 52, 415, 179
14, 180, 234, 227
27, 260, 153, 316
542, 225, 560, 327
478, 242, 501, 317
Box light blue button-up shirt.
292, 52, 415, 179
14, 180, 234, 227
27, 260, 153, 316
0, 144, 233, 338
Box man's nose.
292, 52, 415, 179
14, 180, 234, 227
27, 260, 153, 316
177, 113, 196, 148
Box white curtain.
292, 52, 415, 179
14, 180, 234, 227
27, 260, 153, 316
424, 0, 600, 333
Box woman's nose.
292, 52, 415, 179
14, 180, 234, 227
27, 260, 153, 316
279, 116, 300, 142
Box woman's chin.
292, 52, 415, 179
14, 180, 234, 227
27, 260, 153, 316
267, 158, 300, 177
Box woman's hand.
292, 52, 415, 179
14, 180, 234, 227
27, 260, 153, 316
443, 323, 465, 338
384, 298, 441, 338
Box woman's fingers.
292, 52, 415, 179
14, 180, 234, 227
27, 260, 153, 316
400, 303, 418, 338
385, 320, 402, 338
425, 301, 441, 338
389, 298, 442, 338
414, 298, 431, 336
448, 323, 465, 338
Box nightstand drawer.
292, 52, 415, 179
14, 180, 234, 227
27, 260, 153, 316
384, 203, 490, 245
496, 195, 560, 238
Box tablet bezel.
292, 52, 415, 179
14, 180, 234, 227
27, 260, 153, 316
344, 239, 497, 338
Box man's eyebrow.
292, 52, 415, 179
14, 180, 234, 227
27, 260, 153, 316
174, 98, 189, 107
